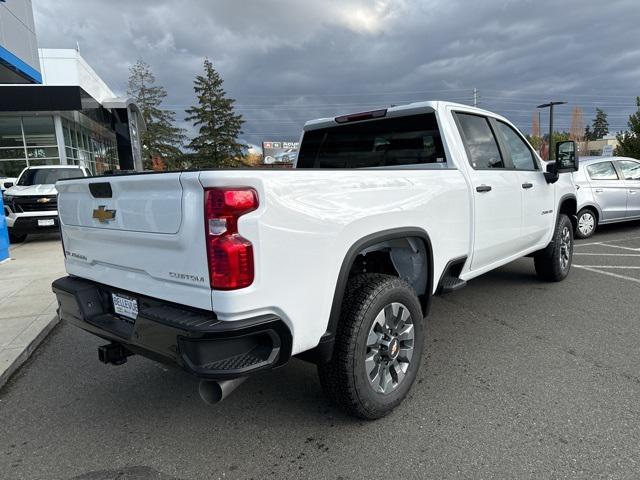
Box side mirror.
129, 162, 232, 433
555, 141, 578, 173
544, 162, 559, 184
3, 182, 13, 189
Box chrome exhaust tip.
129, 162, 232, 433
198, 377, 247, 405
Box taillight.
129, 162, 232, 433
204, 188, 258, 290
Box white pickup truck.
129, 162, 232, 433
3, 165, 91, 243
52, 101, 578, 419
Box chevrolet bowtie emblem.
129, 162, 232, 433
37, 197, 51, 204
92, 205, 116, 223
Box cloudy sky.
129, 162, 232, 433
34, 0, 640, 146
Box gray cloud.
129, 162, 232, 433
34, 0, 640, 146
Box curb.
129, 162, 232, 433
0, 314, 59, 390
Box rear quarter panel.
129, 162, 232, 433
200, 169, 470, 354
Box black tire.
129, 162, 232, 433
8, 231, 27, 244
575, 208, 597, 239
534, 214, 573, 282
317, 274, 425, 419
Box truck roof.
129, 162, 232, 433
303, 100, 507, 131
22, 165, 84, 170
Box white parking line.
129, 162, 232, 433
575, 253, 640, 257
573, 265, 640, 285
575, 235, 640, 247
575, 265, 640, 269
598, 243, 640, 252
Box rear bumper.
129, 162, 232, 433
51, 276, 292, 380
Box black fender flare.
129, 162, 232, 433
557, 194, 578, 228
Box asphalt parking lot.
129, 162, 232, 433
1, 222, 640, 480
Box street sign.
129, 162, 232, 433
602, 145, 614, 157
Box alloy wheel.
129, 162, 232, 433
365, 302, 415, 395
559, 226, 572, 271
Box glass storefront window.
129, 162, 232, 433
0, 160, 28, 177
26, 147, 60, 159
28, 158, 61, 167
63, 126, 71, 147
22, 116, 56, 147
59, 116, 120, 175
0, 148, 26, 160
71, 129, 78, 149
0, 117, 24, 148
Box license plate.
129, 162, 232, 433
112, 293, 139, 321
38, 218, 55, 227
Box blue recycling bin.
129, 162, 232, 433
0, 194, 9, 262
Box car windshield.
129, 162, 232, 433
17, 168, 82, 186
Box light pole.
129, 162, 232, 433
537, 101, 567, 160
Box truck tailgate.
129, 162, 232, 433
58, 173, 183, 233
56, 172, 213, 310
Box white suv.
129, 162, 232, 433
3, 165, 90, 243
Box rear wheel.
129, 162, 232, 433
8, 231, 26, 244
534, 214, 573, 282
575, 208, 597, 239
318, 274, 424, 419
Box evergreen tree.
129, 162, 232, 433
591, 108, 609, 139
584, 125, 594, 141
127, 60, 185, 169
185, 59, 246, 167
615, 97, 640, 159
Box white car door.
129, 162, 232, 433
493, 120, 555, 247
454, 112, 523, 271
617, 159, 640, 219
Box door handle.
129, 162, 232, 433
595, 188, 603, 193
630, 190, 637, 194
476, 185, 492, 193
522, 183, 533, 189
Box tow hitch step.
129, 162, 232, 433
98, 343, 133, 365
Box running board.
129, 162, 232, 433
439, 276, 467, 293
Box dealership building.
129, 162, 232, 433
0, 0, 144, 178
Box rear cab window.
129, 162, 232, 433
296, 113, 447, 168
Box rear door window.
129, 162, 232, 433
586, 162, 619, 180
296, 113, 447, 168
455, 113, 504, 169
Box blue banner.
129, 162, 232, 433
0, 195, 9, 262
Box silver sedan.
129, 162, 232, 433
573, 156, 640, 238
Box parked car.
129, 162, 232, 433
573, 156, 640, 238
52, 101, 578, 419
3, 165, 90, 243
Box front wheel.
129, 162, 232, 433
534, 214, 573, 282
318, 274, 424, 419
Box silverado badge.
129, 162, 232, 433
92, 205, 116, 223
